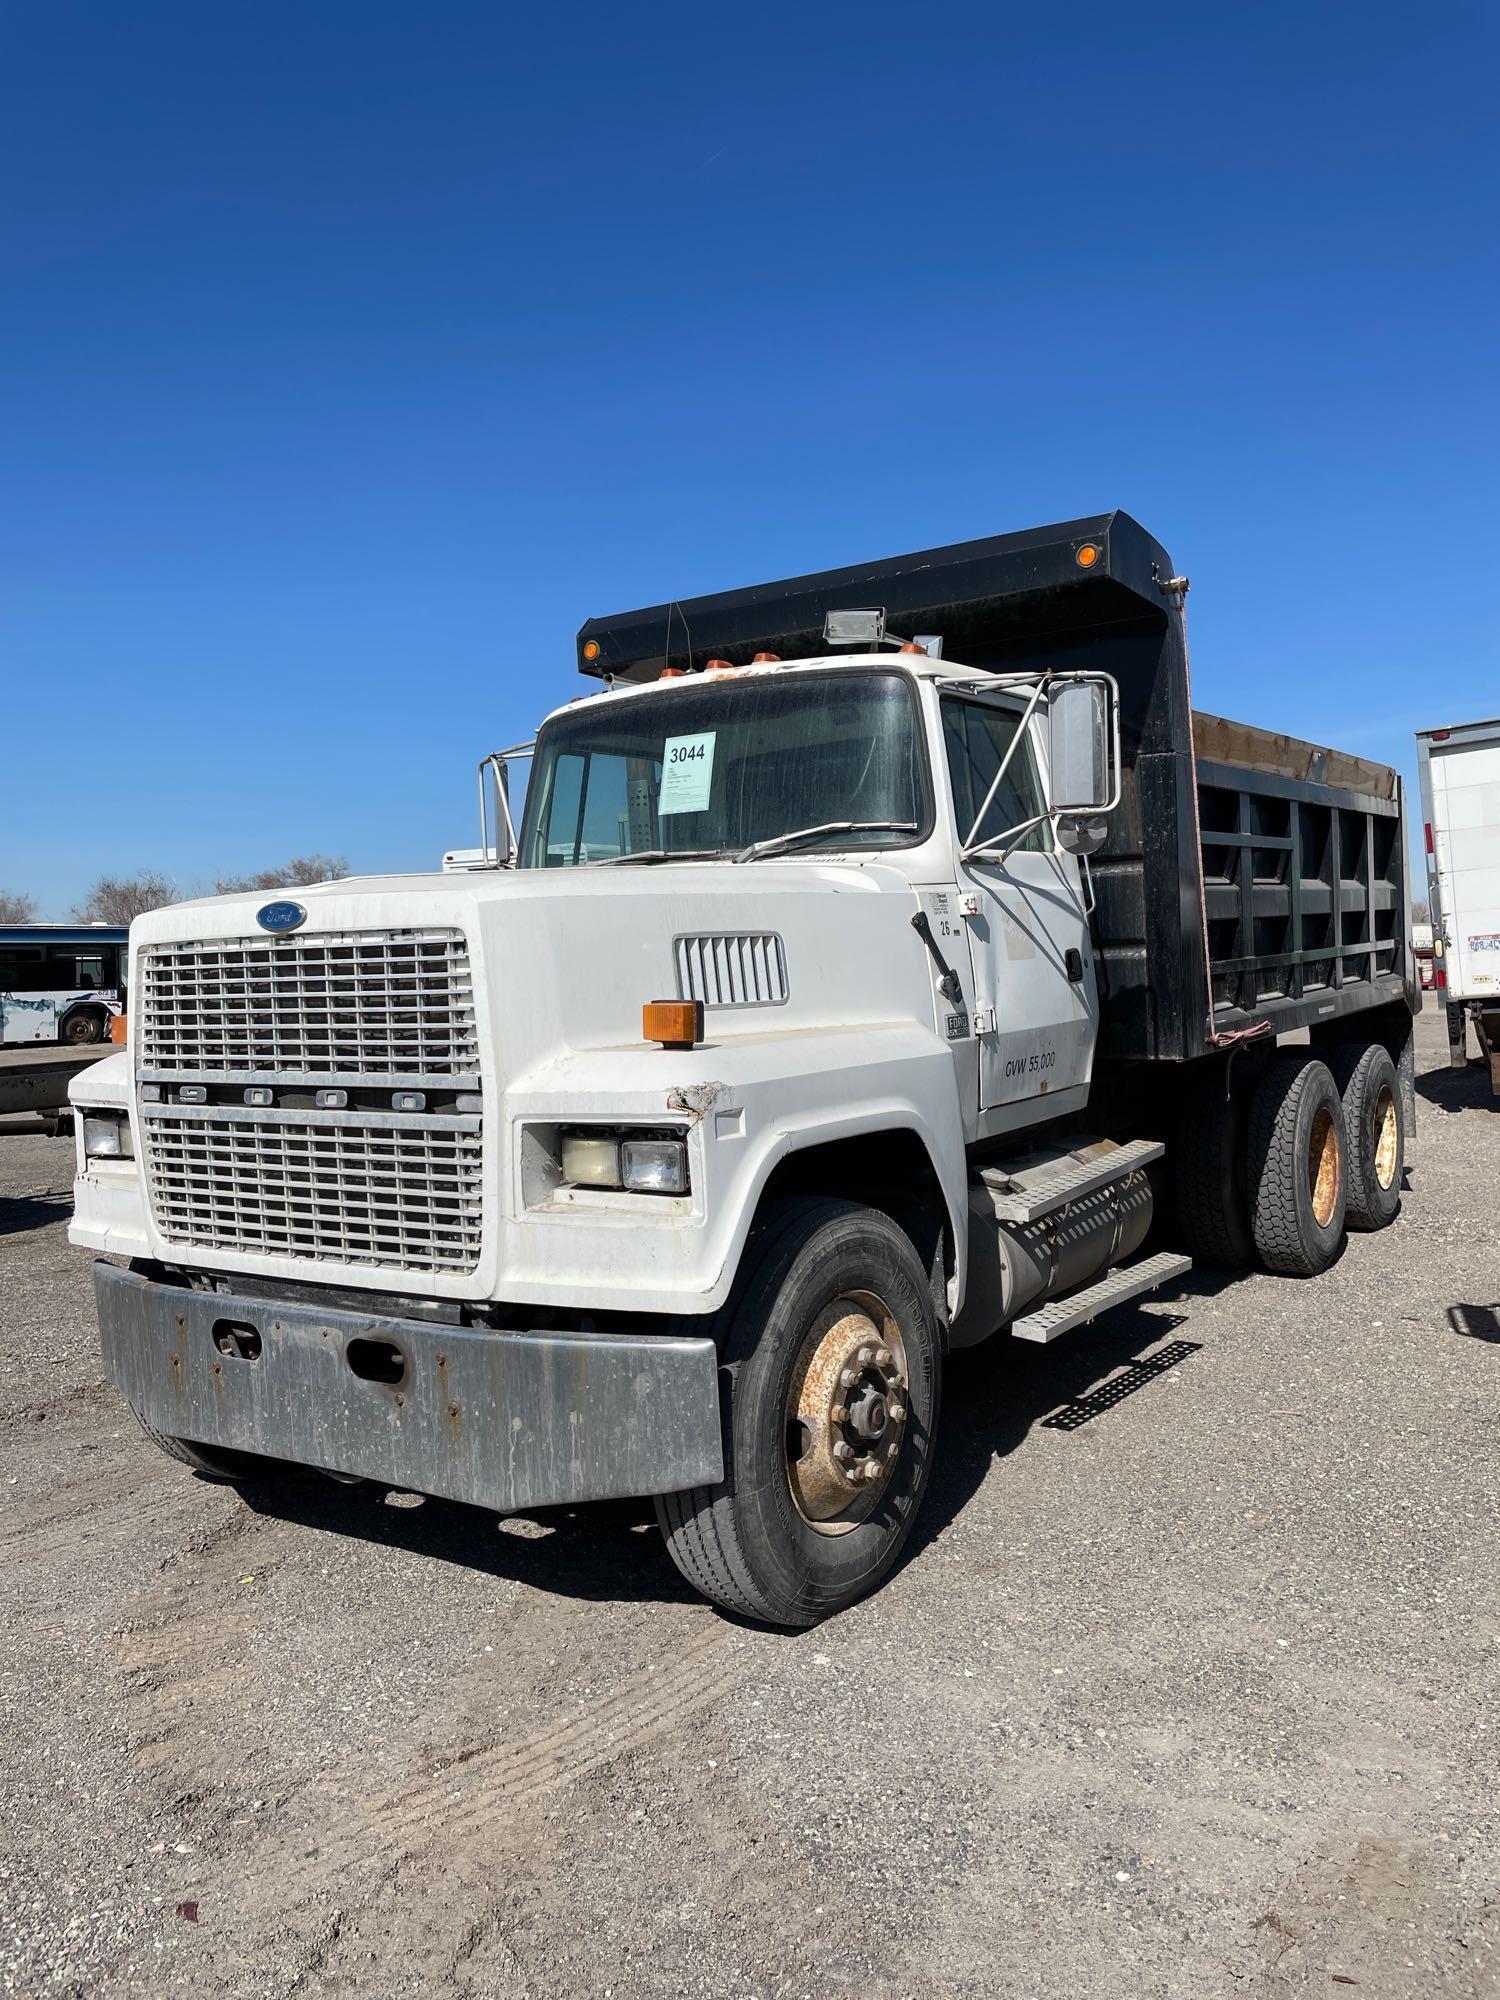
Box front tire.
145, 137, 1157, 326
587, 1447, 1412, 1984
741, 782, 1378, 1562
129, 1404, 275, 1482
656, 1199, 942, 1627
61, 1009, 104, 1045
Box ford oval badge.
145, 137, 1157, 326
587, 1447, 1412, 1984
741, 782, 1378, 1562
256, 900, 307, 934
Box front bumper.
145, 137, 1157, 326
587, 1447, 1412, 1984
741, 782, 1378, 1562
95, 1261, 723, 1511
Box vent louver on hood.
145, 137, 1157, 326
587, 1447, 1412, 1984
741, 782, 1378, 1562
674, 933, 788, 1009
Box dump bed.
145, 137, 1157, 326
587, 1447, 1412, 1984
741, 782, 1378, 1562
577, 511, 1416, 1065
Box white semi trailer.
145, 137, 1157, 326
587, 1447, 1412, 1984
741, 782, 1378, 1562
1416, 715, 1500, 1092
70, 514, 1419, 1626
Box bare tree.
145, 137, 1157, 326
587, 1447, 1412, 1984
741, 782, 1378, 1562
213, 854, 350, 894
72, 871, 179, 925
0, 889, 39, 923
1411, 897, 1430, 925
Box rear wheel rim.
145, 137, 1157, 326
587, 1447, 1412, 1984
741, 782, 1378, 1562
784, 1290, 908, 1538
1372, 1083, 1399, 1190
1308, 1105, 1341, 1227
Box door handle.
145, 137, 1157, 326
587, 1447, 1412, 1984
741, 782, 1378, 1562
1065, 947, 1085, 983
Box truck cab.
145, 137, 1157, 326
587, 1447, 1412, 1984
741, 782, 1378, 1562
70, 513, 1417, 1626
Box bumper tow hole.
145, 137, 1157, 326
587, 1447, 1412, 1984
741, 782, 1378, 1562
346, 1335, 407, 1386
212, 1320, 262, 1362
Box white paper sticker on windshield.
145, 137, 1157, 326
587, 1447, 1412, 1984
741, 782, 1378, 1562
658, 732, 716, 815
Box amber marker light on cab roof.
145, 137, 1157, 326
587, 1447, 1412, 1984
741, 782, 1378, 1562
1075, 543, 1100, 569
582, 638, 601, 662
643, 999, 704, 1050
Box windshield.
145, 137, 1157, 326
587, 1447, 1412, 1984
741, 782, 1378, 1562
519, 670, 927, 867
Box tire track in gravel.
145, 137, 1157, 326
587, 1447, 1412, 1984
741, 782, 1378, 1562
283, 1618, 759, 1887
111, 1502, 277, 1796
372, 1623, 751, 1826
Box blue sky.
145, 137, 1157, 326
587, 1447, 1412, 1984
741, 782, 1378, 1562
2, 1, 1494, 914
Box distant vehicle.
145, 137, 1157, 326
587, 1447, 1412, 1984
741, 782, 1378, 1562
1412, 921, 1436, 991
1416, 715, 1500, 1090
0, 924, 128, 1046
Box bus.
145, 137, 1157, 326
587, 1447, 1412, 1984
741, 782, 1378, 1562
0, 924, 129, 1046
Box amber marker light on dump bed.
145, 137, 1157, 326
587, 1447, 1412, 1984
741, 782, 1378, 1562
1075, 542, 1100, 568
643, 999, 704, 1049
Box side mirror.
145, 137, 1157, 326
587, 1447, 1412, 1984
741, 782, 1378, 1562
1056, 814, 1109, 856
1048, 679, 1115, 813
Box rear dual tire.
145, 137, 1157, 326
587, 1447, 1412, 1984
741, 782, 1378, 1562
1246, 1054, 1348, 1277
1326, 1041, 1404, 1231
1173, 1064, 1257, 1269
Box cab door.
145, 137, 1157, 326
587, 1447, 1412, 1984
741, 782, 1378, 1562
939, 692, 1098, 1114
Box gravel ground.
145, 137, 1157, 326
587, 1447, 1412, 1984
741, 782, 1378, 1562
1, 1009, 1496, 1999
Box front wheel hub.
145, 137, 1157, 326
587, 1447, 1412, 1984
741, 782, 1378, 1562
785, 1293, 908, 1535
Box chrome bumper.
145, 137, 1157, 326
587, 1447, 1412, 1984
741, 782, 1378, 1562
96, 1261, 723, 1510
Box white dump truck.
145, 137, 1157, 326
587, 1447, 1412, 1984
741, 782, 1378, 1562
71, 514, 1419, 1626
1416, 715, 1500, 1092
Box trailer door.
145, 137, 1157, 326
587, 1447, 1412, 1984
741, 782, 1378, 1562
1427, 730, 1500, 1004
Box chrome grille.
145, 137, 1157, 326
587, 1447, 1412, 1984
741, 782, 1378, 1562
674, 932, 788, 1008
137, 927, 485, 1276
141, 1106, 483, 1272
138, 930, 478, 1077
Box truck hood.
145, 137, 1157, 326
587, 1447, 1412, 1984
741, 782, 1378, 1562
128, 863, 945, 1085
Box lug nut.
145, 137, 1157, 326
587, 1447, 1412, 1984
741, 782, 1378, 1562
839, 1367, 857, 1388
830, 1403, 847, 1424
888, 1401, 906, 1424
857, 1345, 874, 1366
863, 1461, 883, 1482
887, 1439, 900, 1457
875, 1346, 892, 1367
833, 1441, 853, 1462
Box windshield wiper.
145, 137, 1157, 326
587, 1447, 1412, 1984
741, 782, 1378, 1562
591, 847, 724, 867
734, 821, 917, 863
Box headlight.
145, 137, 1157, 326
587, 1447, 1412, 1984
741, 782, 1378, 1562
560, 1133, 622, 1187
622, 1138, 688, 1194
83, 1111, 133, 1160
556, 1129, 689, 1194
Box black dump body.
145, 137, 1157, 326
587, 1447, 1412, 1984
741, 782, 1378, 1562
577, 511, 1415, 1066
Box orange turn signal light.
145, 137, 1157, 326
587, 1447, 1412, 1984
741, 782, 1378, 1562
705, 657, 734, 673
643, 999, 703, 1049
752, 651, 781, 663
1075, 543, 1100, 569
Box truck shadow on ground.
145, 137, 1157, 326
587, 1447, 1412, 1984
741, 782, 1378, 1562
1447, 1302, 1500, 1344
236, 1472, 701, 1607
1415, 1061, 1494, 1115
233, 1273, 1224, 1614
902, 1272, 1222, 1569
0, 1190, 73, 1239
